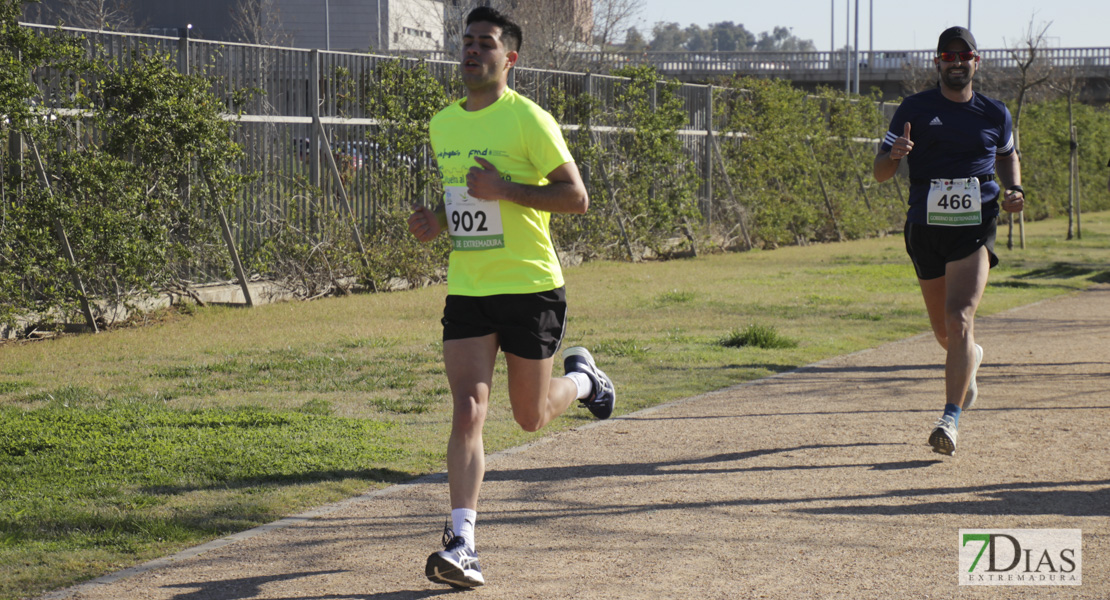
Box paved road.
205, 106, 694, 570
46, 285, 1110, 600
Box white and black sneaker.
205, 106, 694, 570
563, 346, 616, 419
928, 415, 959, 456
425, 527, 484, 589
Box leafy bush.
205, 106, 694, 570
1, 14, 246, 330
4, 19, 1109, 333
244, 59, 453, 296
1013, 98, 1110, 222
551, 65, 703, 260
713, 78, 903, 249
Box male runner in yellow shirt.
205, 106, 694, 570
408, 6, 615, 589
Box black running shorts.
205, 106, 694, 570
441, 287, 567, 360
904, 217, 999, 281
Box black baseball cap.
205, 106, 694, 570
937, 26, 977, 53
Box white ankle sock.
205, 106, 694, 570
566, 372, 593, 400
451, 508, 477, 550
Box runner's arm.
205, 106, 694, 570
874, 120, 912, 183
995, 150, 1024, 213
873, 151, 899, 183
468, 158, 589, 215
995, 150, 1021, 190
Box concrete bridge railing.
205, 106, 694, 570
579, 48, 1110, 76
393, 47, 1110, 77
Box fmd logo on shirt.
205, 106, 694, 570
959, 529, 1081, 586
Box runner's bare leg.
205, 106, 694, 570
941, 247, 989, 408
504, 353, 578, 432
444, 335, 499, 511
919, 247, 989, 409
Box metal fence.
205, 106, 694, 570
22, 25, 736, 248
20, 24, 897, 283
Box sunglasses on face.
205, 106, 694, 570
937, 50, 978, 62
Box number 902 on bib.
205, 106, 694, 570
444, 186, 506, 250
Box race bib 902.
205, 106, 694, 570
926, 178, 982, 226
444, 186, 504, 250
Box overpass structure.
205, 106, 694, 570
581, 48, 1110, 102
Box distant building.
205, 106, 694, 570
26, 0, 445, 52
441, 0, 594, 54
388, 0, 445, 51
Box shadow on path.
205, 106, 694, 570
485, 442, 904, 483
161, 570, 461, 599
479, 479, 1110, 527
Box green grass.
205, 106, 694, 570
2, 211, 1110, 599
718, 324, 799, 349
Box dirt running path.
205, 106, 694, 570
45, 286, 1110, 600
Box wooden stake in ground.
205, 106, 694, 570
1072, 125, 1082, 240
587, 130, 636, 262
711, 135, 752, 250
200, 166, 254, 308
26, 134, 99, 333
806, 141, 843, 242
314, 117, 370, 269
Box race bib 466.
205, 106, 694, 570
926, 178, 982, 226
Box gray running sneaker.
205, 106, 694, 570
929, 415, 959, 456
964, 344, 983, 409
562, 346, 616, 419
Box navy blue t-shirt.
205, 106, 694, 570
881, 88, 1015, 224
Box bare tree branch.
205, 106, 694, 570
230, 0, 289, 47
592, 0, 643, 50
41, 0, 135, 31
1006, 18, 1054, 138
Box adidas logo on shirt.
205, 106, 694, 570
929, 117, 943, 126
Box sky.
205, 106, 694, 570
635, 0, 1108, 52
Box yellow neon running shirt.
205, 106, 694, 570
430, 88, 574, 296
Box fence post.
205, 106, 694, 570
582, 73, 593, 189
177, 31, 191, 206
7, 131, 24, 198
703, 85, 714, 225
177, 31, 189, 75
309, 49, 321, 189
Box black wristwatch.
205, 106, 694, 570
1006, 185, 1024, 195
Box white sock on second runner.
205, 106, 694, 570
452, 508, 477, 550
566, 372, 593, 400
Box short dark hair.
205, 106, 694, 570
465, 6, 522, 52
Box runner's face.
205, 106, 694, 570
460, 21, 516, 92
935, 39, 978, 91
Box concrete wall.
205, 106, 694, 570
281, 0, 379, 51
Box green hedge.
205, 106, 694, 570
3, 4, 1108, 332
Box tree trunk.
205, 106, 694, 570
1066, 99, 1076, 240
